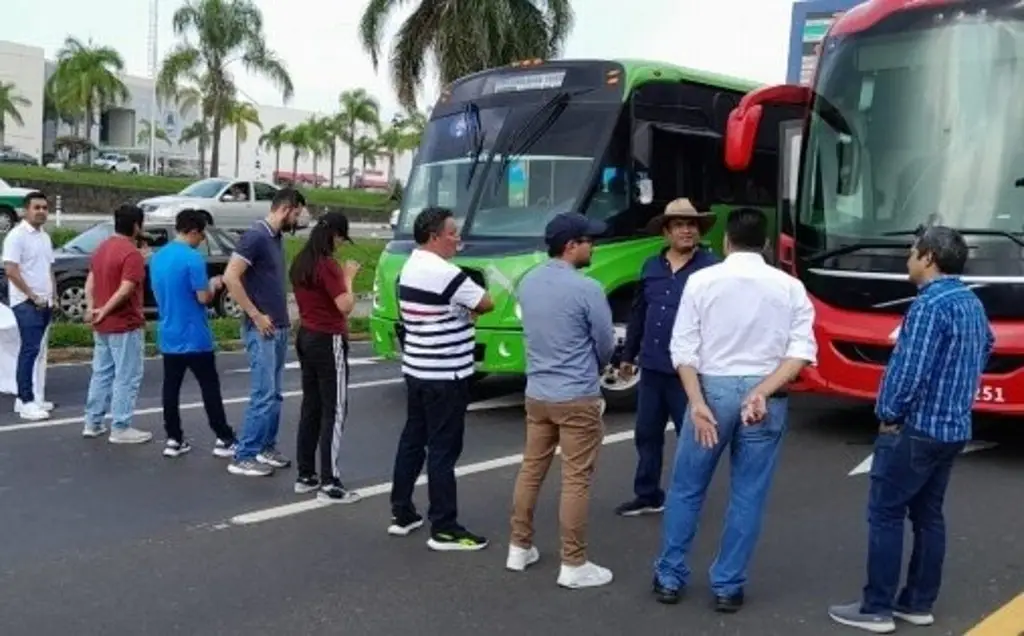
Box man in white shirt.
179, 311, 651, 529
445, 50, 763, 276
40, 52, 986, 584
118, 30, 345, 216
651, 207, 817, 612
2, 191, 56, 421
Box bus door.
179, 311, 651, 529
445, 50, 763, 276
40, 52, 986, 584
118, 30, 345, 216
776, 119, 803, 273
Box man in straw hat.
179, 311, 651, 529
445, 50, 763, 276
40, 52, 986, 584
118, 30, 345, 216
615, 198, 719, 518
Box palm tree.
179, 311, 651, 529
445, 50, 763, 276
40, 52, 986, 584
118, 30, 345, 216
303, 116, 333, 186
259, 123, 289, 180
376, 121, 419, 182
359, 0, 574, 109
160, 0, 293, 177
338, 89, 381, 187
351, 135, 381, 173
136, 119, 172, 147
225, 100, 262, 177
179, 120, 213, 177
0, 82, 31, 148
285, 124, 312, 183
395, 109, 428, 147
47, 37, 130, 158
325, 114, 347, 188
158, 75, 212, 176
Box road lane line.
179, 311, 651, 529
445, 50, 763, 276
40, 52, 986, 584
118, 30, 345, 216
230, 427, 652, 526
0, 377, 404, 434
965, 591, 1024, 635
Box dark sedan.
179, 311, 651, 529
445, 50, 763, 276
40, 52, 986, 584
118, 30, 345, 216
0, 221, 243, 322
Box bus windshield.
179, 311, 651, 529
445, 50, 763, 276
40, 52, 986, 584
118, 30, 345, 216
397, 101, 621, 238
799, 8, 1024, 245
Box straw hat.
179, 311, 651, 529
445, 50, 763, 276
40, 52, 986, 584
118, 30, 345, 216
645, 198, 716, 235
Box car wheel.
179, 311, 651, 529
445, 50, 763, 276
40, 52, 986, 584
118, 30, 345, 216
0, 206, 18, 233
215, 289, 243, 319
57, 278, 89, 322
600, 324, 640, 411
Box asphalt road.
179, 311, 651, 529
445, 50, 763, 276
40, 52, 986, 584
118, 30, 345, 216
0, 347, 1021, 635
50, 214, 394, 239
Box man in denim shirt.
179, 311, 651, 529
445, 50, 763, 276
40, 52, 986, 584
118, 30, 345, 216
615, 199, 719, 517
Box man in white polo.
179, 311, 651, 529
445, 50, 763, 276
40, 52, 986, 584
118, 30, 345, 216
2, 191, 56, 421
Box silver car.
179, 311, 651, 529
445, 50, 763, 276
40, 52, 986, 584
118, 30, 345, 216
138, 178, 311, 232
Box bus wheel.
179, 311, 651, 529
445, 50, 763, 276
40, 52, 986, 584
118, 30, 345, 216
600, 324, 640, 411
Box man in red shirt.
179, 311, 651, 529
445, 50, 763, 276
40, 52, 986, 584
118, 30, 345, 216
82, 204, 152, 444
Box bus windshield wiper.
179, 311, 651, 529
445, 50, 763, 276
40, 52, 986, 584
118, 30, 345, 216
805, 241, 912, 266
463, 102, 487, 189
882, 227, 1024, 248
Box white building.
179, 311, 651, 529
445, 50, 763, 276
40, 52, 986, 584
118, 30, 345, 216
0, 38, 411, 185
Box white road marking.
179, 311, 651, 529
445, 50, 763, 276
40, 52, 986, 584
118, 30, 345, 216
848, 440, 999, 476
226, 357, 384, 374
47, 345, 380, 369
0, 377, 404, 434
230, 426, 661, 526
466, 394, 526, 411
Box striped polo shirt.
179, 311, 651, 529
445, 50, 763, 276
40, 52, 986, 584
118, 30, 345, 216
397, 248, 485, 381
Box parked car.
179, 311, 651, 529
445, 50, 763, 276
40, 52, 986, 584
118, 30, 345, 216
0, 177, 40, 233
0, 221, 243, 322
0, 149, 39, 166
138, 177, 311, 233
92, 152, 141, 173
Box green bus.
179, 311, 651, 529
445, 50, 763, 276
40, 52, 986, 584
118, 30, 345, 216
369, 58, 785, 409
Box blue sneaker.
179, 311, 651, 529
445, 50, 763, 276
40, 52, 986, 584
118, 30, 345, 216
828, 602, 896, 633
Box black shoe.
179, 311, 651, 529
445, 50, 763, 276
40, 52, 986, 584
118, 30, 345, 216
387, 510, 424, 536
616, 497, 665, 517
713, 592, 744, 613
652, 576, 682, 604
426, 527, 489, 552
294, 475, 320, 494
317, 482, 362, 504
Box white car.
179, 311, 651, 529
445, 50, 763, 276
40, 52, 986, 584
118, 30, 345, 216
138, 177, 311, 232
92, 152, 140, 174
0, 178, 37, 232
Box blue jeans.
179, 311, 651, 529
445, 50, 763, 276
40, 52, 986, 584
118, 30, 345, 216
84, 329, 145, 430
234, 325, 289, 461
861, 426, 964, 615
633, 369, 687, 505
654, 375, 788, 597
12, 302, 51, 403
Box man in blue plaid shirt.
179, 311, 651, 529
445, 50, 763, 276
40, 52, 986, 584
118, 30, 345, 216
829, 226, 994, 634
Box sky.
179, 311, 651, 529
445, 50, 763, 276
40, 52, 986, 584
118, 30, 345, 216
0, 0, 799, 122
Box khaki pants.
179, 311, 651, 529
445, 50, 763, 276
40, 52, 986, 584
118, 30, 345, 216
510, 397, 604, 566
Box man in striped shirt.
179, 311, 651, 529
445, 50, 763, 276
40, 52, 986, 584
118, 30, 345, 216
829, 226, 994, 634
388, 207, 494, 551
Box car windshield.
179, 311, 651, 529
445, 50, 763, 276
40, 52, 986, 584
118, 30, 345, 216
59, 223, 114, 254
800, 8, 1024, 243
397, 101, 619, 238
179, 178, 229, 198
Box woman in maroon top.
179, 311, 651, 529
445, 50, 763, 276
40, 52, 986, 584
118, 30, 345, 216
290, 212, 361, 503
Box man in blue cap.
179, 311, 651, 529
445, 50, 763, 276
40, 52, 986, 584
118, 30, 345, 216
507, 212, 618, 590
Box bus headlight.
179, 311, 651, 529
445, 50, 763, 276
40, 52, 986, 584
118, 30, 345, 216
514, 302, 522, 320
372, 279, 381, 310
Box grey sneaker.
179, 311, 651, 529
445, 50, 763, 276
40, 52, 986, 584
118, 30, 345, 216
82, 423, 109, 438
108, 427, 154, 445
317, 483, 362, 504
227, 459, 274, 477
212, 439, 236, 458
162, 439, 192, 458
828, 602, 896, 634
257, 448, 291, 469
893, 607, 935, 626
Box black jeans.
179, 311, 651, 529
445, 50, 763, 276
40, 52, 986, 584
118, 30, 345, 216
162, 352, 235, 444
295, 327, 350, 484
390, 375, 470, 533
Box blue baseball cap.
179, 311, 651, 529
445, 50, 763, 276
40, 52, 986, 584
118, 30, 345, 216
544, 213, 607, 250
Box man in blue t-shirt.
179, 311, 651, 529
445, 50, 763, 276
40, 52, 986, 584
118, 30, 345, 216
150, 209, 237, 459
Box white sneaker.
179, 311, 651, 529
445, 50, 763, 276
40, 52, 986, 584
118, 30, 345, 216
506, 544, 540, 572
108, 427, 153, 444
82, 424, 109, 438
557, 561, 614, 589
18, 402, 50, 421
15, 399, 54, 413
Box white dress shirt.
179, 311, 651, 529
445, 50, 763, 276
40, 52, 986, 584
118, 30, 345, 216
669, 251, 817, 376
1, 220, 55, 307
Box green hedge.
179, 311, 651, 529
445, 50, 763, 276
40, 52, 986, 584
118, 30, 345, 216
0, 164, 391, 210
48, 316, 370, 349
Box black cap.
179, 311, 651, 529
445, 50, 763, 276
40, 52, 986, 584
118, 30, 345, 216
317, 211, 353, 243
544, 212, 607, 250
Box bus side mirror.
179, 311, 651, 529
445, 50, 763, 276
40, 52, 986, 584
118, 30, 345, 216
636, 173, 653, 204
725, 104, 762, 172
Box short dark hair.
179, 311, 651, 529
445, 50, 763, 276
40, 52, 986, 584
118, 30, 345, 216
914, 225, 968, 275
175, 208, 208, 235
23, 191, 46, 209
271, 187, 306, 211
725, 207, 767, 251
413, 207, 453, 245
113, 204, 144, 237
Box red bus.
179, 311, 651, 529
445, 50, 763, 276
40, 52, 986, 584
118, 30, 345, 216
724, 0, 1024, 415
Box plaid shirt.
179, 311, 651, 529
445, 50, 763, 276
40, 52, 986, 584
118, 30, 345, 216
875, 276, 994, 442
